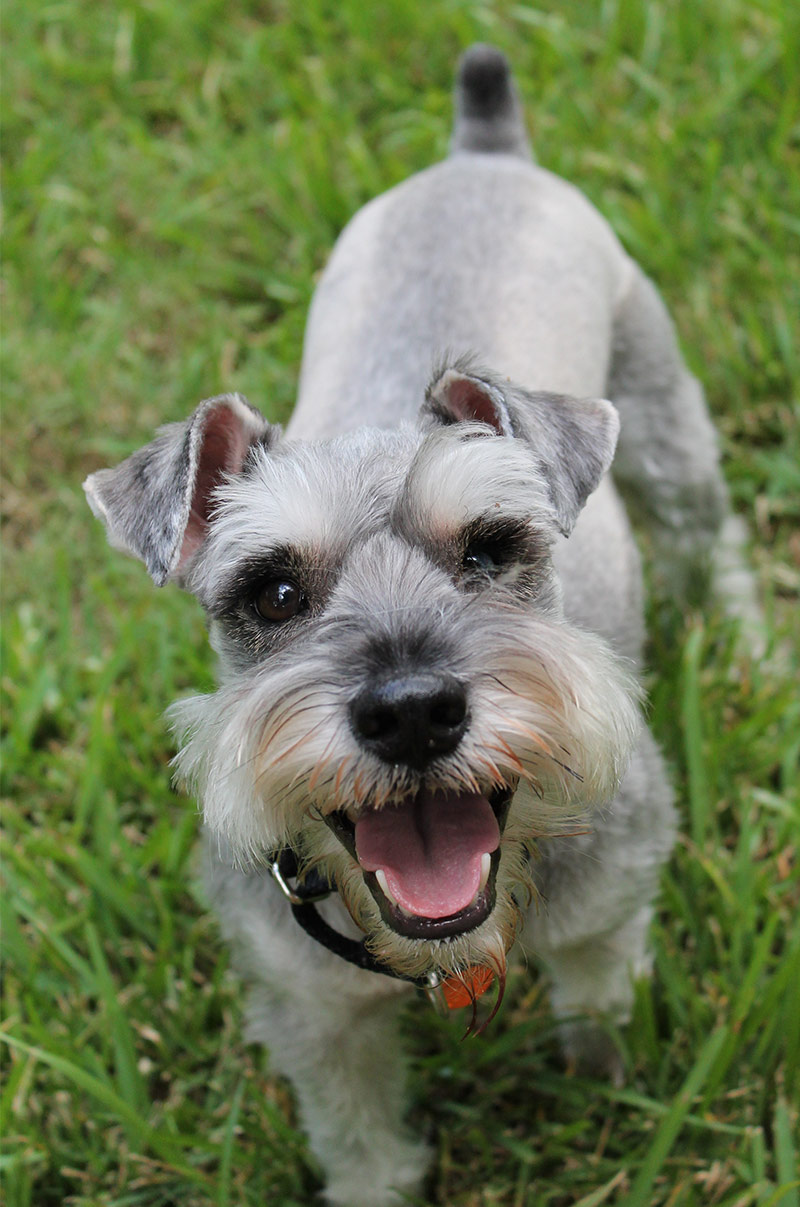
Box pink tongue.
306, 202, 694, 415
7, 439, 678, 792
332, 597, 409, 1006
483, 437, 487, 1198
354, 790, 500, 919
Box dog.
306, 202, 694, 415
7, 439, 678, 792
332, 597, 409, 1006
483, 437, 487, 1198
85, 45, 757, 1207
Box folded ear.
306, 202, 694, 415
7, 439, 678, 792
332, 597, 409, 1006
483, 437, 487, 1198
424, 364, 619, 535
84, 393, 277, 585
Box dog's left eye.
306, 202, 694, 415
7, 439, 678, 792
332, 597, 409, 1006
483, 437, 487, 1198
463, 541, 502, 576
253, 578, 307, 622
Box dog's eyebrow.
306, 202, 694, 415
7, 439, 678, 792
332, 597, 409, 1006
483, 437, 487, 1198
394, 437, 557, 563
398, 428, 555, 537
397, 512, 551, 586
459, 514, 546, 556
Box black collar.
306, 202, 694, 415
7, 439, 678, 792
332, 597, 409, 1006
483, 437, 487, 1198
270, 848, 444, 1000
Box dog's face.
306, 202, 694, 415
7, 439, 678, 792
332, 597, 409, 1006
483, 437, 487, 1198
86, 365, 639, 982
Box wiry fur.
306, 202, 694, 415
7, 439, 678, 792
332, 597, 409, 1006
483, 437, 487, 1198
172, 583, 640, 981
84, 44, 757, 1207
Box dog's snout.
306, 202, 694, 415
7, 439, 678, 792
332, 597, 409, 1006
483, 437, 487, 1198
350, 673, 468, 768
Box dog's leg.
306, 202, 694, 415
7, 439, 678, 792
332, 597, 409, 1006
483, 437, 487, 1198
246, 978, 428, 1207
535, 906, 654, 1085
207, 854, 428, 1207
607, 264, 762, 642
522, 728, 675, 1083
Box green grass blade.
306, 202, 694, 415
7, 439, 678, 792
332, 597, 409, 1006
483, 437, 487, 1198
772, 1093, 800, 1207
85, 922, 149, 1115
619, 1027, 729, 1206
0, 1034, 208, 1189
217, 1076, 246, 1207
681, 625, 711, 850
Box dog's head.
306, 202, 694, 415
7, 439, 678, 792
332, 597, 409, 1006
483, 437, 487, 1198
85, 363, 639, 983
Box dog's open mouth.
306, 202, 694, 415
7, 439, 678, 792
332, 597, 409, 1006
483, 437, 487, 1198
325, 785, 513, 939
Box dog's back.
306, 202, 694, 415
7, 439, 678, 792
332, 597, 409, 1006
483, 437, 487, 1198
292, 47, 632, 442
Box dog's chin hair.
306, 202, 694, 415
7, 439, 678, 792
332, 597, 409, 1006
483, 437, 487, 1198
372, 922, 514, 987
169, 612, 641, 867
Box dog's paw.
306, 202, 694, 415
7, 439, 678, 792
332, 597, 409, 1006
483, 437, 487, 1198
558, 1018, 626, 1087
323, 1139, 430, 1207
709, 514, 767, 659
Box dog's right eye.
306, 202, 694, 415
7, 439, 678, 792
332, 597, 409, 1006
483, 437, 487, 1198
253, 579, 307, 623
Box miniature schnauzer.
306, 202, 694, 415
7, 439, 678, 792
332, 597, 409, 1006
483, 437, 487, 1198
85, 45, 756, 1207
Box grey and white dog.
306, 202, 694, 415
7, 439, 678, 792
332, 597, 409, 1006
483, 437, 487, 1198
85, 46, 756, 1207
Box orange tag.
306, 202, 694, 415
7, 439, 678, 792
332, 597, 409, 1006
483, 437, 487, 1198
441, 966, 495, 1009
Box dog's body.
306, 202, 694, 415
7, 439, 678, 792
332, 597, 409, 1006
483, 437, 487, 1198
86, 47, 755, 1207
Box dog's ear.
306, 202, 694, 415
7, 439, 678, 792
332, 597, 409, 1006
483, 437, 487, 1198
424, 366, 619, 535
84, 393, 277, 586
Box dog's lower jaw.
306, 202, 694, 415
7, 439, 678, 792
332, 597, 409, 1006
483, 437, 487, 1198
308, 835, 525, 985
361, 846, 499, 940
285, 775, 587, 985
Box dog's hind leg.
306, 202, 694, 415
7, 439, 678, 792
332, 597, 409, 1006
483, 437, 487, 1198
607, 263, 761, 641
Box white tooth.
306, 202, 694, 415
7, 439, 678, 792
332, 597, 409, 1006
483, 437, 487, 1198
376, 868, 398, 907
479, 852, 492, 893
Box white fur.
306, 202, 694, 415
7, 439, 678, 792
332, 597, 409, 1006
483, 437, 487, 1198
402, 424, 555, 533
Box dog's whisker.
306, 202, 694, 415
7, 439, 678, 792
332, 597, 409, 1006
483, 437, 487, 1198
258, 696, 336, 746
481, 738, 525, 772
307, 730, 346, 794
253, 714, 332, 781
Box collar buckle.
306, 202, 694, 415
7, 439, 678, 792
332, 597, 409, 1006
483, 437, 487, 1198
270, 853, 334, 906
423, 971, 451, 1016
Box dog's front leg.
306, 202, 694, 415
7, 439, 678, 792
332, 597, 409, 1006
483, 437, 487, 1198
533, 905, 655, 1086
522, 729, 676, 1084
208, 853, 429, 1206
245, 967, 428, 1206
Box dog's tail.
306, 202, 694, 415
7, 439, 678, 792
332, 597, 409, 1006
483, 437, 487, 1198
450, 44, 532, 159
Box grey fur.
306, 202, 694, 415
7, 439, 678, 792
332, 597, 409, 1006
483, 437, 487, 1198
85, 46, 758, 1207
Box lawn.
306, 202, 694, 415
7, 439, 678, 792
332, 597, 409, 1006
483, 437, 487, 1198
2, 1, 798, 1205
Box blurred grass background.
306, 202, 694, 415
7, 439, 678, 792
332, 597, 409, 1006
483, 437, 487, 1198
1, 1, 798, 1204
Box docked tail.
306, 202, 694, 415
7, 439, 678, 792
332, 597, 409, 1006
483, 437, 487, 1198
450, 44, 532, 160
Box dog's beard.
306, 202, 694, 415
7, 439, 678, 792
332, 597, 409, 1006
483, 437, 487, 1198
171, 610, 640, 977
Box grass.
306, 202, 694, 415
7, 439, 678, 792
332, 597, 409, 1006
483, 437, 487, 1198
2, 1, 798, 1204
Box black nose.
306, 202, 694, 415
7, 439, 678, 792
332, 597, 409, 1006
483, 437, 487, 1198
350, 674, 468, 769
